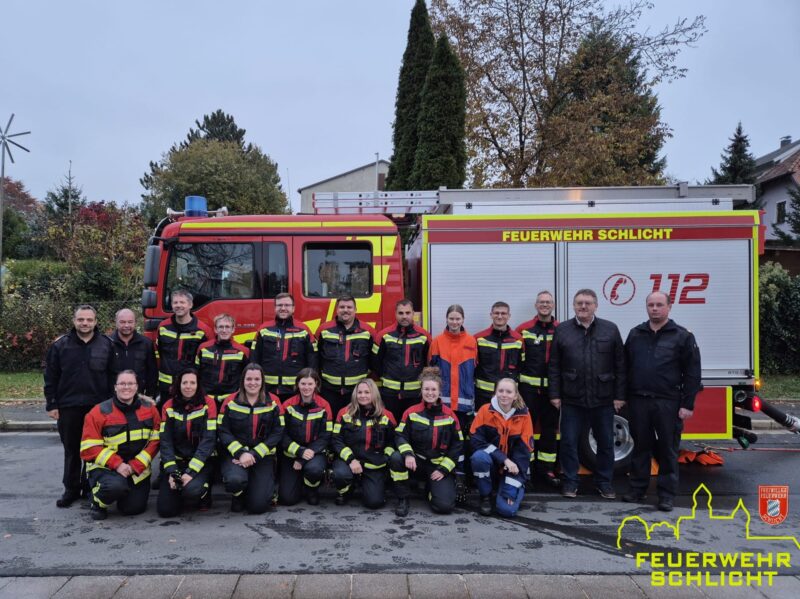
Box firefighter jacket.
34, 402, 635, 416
548, 317, 626, 408
109, 331, 158, 398
80, 395, 161, 483
474, 326, 524, 395
373, 322, 431, 397
250, 317, 318, 395
217, 392, 285, 461
395, 400, 463, 476
429, 327, 477, 413
470, 397, 534, 483
515, 317, 559, 389
159, 396, 218, 476
196, 338, 250, 400
332, 406, 397, 467
155, 314, 212, 389
280, 394, 333, 459
317, 318, 376, 391
625, 319, 702, 410
45, 328, 115, 411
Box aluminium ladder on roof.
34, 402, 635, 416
312, 191, 443, 215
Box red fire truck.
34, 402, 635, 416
141, 184, 767, 469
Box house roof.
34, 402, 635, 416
754, 137, 800, 186
297, 160, 391, 192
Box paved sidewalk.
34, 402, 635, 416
1, 573, 799, 599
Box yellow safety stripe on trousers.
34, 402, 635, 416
304, 478, 321, 488
80, 439, 104, 452
227, 440, 244, 455
476, 378, 495, 392
537, 451, 557, 464
321, 372, 367, 386
287, 441, 301, 457
95, 447, 116, 467
520, 375, 548, 387
188, 457, 205, 473
339, 447, 353, 461
432, 456, 456, 472
364, 461, 386, 470
381, 378, 422, 391
391, 470, 409, 481
91, 483, 109, 508
158, 372, 173, 384
397, 443, 413, 454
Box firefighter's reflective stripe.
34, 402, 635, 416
477, 338, 498, 349
339, 446, 353, 461
287, 441, 301, 457
286, 407, 326, 421
259, 330, 309, 340
325, 421, 333, 432
522, 331, 553, 343
226, 402, 278, 416
432, 456, 456, 472
382, 335, 427, 346
133, 450, 153, 467
364, 461, 386, 470
321, 372, 367, 386
163, 460, 177, 470
188, 457, 205, 473
199, 349, 246, 361
159, 328, 178, 339
304, 477, 321, 488
320, 330, 372, 343
391, 468, 409, 481
434, 417, 454, 427
397, 442, 413, 454
383, 446, 394, 457
381, 378, 422, 391
503, 341, 523, 350
92, 484, 109, 508
520, 375, 548, 387
409, 413, 430, 426
333, 423, 342, 434
227, 440, 244, 455
395, 422, 406, 433
252, 443, 273, 458
166, 407, 210, 421
80, 439, 104, 452
537, 451, 557, 464
476, 378, 495, 392
263, 374, 298, 386
103, 429, 150, 446
159, 372, 173, 384
95, 448, 116, 467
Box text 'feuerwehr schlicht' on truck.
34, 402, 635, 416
140, 184, 799, 471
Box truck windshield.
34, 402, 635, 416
165, 242, 256, 308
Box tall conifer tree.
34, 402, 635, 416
708, 122, 757, 184
386, 0, 435, 190
409, 35, 466, 190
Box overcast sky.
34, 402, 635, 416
2, 0, 798, 213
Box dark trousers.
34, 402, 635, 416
628, 398, 683, 499
453, 410, 473, 478
321, 385, 355, 420
88, 468, 150, 515
475, 388, 493, 410
559, 403, 615, 487
157, 464, 212, 517
392, 454, 457, 514
380, 389, 420, 423
221, 456, 276, 514
331, 458, 388, 509
278, 454, 327, 505
57, 405, 92, 494
520, 383, 559, 472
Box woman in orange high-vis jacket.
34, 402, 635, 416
470, 378, 534, 518
429, 304, 477, 502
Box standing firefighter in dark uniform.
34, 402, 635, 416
623, 291, 701, 512
317, 295, 376, 417
515, 291, 560, 488
474, 301, 524, 409
373, 299, 431, 421
250, 293, 317, 403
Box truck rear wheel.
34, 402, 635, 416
578, 412, 634, 473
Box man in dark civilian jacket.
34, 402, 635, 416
109, 308, 157, 399
45, 305, 115, 507
623, 291, 701, 512
549, 288, 626, 499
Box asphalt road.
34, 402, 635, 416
2, 431, 800, 577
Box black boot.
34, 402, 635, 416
307, 487, 320, 506
455, 475, 468, 505
230, 495, 244, 513
395, 497, 410, 517
56, 489, 81, 508
478, 496, 492, 516
89, 502, 107, 521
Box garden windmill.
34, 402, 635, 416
0, 113, 31, 296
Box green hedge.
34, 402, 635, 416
759, 262, 800, 374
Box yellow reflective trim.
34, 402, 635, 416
398, 443, 413, 454
502, 341, 522, 350
391, 470, 409, 481
80, 439, 104, 451
253, 443, 270, 458
96, 448, 116, 467
364, 461, 386, 470
520, 375, 546, 387
395, 422, 406, 433
383, 446, 395, 457
159, 372, 173, 384
477, 338, 498, 349
326, 422, 333, 432
159, 328, 178, 339
409, 413, 430, 426
188, 457, 204, 473
537, 451, 557, 463
134, 450, 152, 467
433, 418, 454, 427
340, 447, 353, 461
227, 440, 244, 454
476, 379, 495, 392
182, 220, 391, 230
333, 423, 342, 434
320, 330, 341, 342
287, 441, 301, 456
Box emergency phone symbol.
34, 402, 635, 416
603, 273, 636, 306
